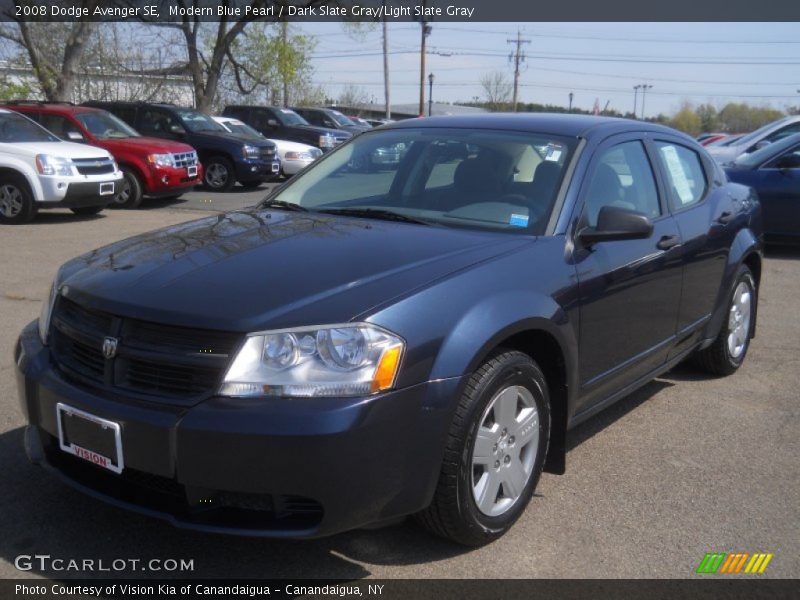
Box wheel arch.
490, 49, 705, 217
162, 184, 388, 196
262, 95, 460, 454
0, 164, 40, 201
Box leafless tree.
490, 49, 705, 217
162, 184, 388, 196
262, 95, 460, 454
480, 71, 512, 112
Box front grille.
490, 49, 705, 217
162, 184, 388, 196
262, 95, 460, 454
259, 147, 276, 160
50, 296, 243, 404
171, 151, 198, 169
73, 157, 116, 176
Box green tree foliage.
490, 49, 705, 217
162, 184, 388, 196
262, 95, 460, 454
0, 79, 31, 101
670, 102, 703, 136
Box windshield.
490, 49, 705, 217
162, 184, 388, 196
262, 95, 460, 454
176, 109, 227, 133
328, 110, 356, 127
734, 133, 800, 168
77, 110, 140, 139
276, 109, 309, 127
269, 128, 575, 235
223, 119, 264, 138
0, 112, 59, 143
735, 117, 789, 147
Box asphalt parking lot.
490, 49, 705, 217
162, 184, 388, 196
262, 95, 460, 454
0, 183, 798, 580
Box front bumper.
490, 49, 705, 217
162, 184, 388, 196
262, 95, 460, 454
38, 176, 122, 209
235, 158, 281, 183
145, 164, 203, 196
281, 158, 315, 176
15, 321, 460, 538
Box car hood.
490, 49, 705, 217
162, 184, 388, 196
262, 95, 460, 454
60, 209, 533, 332
293, 124, 352, 138
99, 136, 195, 154
3, 141, 111, 159
267, 138, 317, 154
190, 130, 275, 148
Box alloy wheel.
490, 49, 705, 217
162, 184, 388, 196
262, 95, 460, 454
727, 281, 752, 359
206, 163, 229, 188
471, 385, 539, 517
0, 184, 24, 218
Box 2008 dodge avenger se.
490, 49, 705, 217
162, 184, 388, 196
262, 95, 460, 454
15, 114, 763, 546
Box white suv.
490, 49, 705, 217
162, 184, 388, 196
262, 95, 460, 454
0, 108, 123, 224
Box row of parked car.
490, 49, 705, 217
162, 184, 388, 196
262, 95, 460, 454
0, 100, 386, 224
700, 115, 800, 244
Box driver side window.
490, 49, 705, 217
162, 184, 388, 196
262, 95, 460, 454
583, 141, 660, 227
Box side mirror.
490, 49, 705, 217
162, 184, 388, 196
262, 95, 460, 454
267, 119, 278, 128
754, 140, 771, 151
66, 131, 84, 142
578, 205, 654, 245
168, 123, 185, 136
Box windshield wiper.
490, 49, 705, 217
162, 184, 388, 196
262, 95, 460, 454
260, 199, 309, 212
319, 207, 431, 225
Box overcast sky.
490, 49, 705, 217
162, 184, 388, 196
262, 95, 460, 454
301, 21, 800, 116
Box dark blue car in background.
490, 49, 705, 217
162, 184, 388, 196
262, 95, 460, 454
725, 133, 800, 244
15, 114, 763, 546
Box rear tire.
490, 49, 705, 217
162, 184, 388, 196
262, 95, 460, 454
70, 206, 104, 216
112, 168, 143, 209
692, 265, 756, 376
203, 156, 235, 192
0, 177, 37, 224
416, 350, 550, 546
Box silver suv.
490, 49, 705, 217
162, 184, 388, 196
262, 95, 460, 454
0, 108, 122, 224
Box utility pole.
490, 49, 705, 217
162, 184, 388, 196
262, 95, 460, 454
633, 84, 641, 119
417, 2, 432, 117
640, 84, 653, 119
382, 0, 390, 119
568, 92, 573, 112
281, 21, 289, 106
506, 30, 530, 112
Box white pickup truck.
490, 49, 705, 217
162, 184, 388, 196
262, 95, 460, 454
0, 108, 123, 224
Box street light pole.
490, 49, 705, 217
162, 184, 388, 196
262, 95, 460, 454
640, 84, 653, 120
568, 92, 573, 112
428, 73, 435, 117
633, 85, 641, 119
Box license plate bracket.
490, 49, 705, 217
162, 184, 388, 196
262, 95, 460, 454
56, 403, 123, 474
99, 182, 114, 196
187, 165, 198, 178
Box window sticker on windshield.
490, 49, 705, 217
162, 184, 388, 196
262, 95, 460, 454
509, 214, 529, 227
545, 144, 563, 162
660, 145, 694, 205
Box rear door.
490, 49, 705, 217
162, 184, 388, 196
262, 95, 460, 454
650, 137, 733, 357
572, 134, 683, 413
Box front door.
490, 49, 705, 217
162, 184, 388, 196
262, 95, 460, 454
572, 135, 683, 413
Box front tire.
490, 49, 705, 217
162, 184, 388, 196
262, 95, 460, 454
203, 156, 235, 192
0, 178, 37, 224
692, 265, 756, 376
112, 168, 143, 209
417, 350, 550, 546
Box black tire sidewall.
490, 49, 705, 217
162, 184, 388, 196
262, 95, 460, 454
457, 354, 551, 536
721, 267, 756, 369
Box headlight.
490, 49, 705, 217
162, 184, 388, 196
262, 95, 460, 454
38, 269, 61, 344
35, 155, 73, 176
284, 151, 315, 161
219, 323, 404, 398
319, 135, 335, 149
242, 145, 261, 159
147, 153, 175, 168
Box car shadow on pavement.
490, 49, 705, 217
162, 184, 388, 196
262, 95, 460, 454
24, 211, 108, 225
0, 426, 467, 580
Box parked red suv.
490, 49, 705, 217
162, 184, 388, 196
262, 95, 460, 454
2, 102, 202, 208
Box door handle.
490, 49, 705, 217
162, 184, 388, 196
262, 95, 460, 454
716, 211, 735, 225
656, 234, 681, 250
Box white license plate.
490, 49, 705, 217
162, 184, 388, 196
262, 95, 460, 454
271, 162, 280, 173
99, 182, 115, 196
56, 403, 123, 474
187, 165, 198, 178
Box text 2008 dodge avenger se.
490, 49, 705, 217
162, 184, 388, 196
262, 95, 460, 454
16, 115, 762, 546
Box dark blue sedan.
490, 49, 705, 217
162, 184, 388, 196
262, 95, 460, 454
15, 114, 763, 546
725, 133, 800, 244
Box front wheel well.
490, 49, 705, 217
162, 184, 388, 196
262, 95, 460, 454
490, 329, 568, 475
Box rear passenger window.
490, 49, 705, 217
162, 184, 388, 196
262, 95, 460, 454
655, 142, 708, 210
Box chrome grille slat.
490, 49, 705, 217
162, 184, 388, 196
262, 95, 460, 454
171, 151, 198, 169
